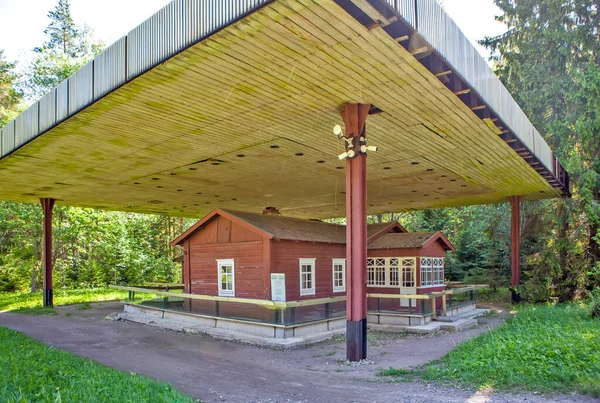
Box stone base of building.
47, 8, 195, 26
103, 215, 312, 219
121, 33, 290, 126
118, 302, 485, 348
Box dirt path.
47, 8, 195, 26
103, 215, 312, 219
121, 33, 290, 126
0, 302, 594, 403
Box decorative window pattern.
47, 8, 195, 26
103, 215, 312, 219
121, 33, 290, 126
401, 258, 416, 287
433, 258, 444, 285
420, 257, 444, 287
217, 259, 235, 297
367, 257, 414, 287
299, 258, 316, 296
332, 258, 346, 292
389, 258, 400, 286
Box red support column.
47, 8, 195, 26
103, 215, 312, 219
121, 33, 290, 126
510, 196, 521, 303
342, 103, 370, 362
41, 198, 55, 308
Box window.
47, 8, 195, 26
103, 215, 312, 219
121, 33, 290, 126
401, 258, 416, 287
420, 257, 433, 287
299, 258, 316, 296
389, 258, 400, 286
433, 258, 444, 286
367, 257, 414, 287
332, 258, 346, 292
420, 257, 444, 287
217, 259, 235, 296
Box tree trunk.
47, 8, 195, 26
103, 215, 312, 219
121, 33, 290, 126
558, 201, 568, 270
589, 222, 600, 265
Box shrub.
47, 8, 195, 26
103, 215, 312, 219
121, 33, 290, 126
590, 289, 600, 319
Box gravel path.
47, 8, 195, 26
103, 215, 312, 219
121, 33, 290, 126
0, 302, 595, 403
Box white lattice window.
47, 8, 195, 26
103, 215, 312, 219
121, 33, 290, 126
401, 258, 416, 287
433, 258, 444, 285
389, 258, 400, 286
299, 258, 316, 296
367, 258, 375, 285
217, 259, 235, 297
420, 257, 433, 287
332, 258, 346, 292
367, 257, 415, 287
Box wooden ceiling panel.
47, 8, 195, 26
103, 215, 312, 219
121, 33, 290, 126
0, 0, 560, 218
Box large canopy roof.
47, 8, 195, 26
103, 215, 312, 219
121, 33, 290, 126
0, 0, 569, 218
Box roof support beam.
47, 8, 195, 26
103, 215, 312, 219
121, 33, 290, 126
41, 198, 55, 308
510, 196, 522, 303
342, 103, 370, 362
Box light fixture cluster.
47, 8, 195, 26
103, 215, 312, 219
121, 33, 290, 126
333, 125, 379, 161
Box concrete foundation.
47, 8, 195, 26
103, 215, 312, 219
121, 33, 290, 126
443, 301, 478, 317
122, 303, 345, 348
119, 303, 487, 346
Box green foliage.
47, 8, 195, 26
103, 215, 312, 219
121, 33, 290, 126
0, 326, 196, 403
418, 304, 600, 396
0, 202, 193, 292
481, 0, 600, 298
0, 49, 22, 127
0, 288, 128, 313
590, 289, 600, 319
23, 0, 104, 100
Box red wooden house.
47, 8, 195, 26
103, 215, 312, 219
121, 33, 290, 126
171, 209, 455, 304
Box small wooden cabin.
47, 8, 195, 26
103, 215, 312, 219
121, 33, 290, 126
171, 209, 455, 303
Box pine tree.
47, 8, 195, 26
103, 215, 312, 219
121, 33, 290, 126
25, 0, 102, 100
481, 0, 600, 296
35, 0, 89, 58
0, 50, 22, 127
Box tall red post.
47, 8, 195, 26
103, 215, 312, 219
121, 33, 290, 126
510, 196, 521, 303
41, 198, 55, 307
342, 103, 370, 362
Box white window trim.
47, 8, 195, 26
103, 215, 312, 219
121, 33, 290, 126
332, 258, 346, 293
299, 258, 316, 296
217, 259, 235, 297
367, 257, 406, 288
400, 257, 417, 288
419, 257, 445, 288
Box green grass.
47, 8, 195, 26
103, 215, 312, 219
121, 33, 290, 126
394, 303, 600, 396
377, 367, 415, 382
0, 326, 196, 402
477, 287, 512, 304
0, 288, 128, 313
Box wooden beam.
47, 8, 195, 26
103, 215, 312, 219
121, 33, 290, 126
435, 70, 452, 78
453, 89, 471, 96
510, 196, 521, 299
41, 198, 55, 308
342, 103, 370, 362
410, 46, 431, 56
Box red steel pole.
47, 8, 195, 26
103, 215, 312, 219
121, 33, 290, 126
41, 198, 55, 308
342, 103, 370, 362
510, 196, 521, 302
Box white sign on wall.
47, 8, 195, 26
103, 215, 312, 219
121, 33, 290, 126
271, 273, 286, 302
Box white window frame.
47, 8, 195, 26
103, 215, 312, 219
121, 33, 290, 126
332, 258, 346, 292
217, 259, 235, 297
433, 257, 444, 286
401, 258, 416, 288
420, 257, 445, 287
367, 257, 413, 288
299, 258, 316, 296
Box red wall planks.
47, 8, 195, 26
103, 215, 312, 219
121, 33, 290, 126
188, 241, 266, 299
272, 240, 346, 301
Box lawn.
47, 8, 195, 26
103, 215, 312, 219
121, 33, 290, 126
379, 303, 600, 396
0, 288, 128, 313
0, 326, 196, 403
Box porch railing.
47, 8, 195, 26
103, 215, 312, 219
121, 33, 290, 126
110, 284, 487, 326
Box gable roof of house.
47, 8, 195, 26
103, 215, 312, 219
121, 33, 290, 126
367, 232, 455, 251
171, 209, 432, 249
